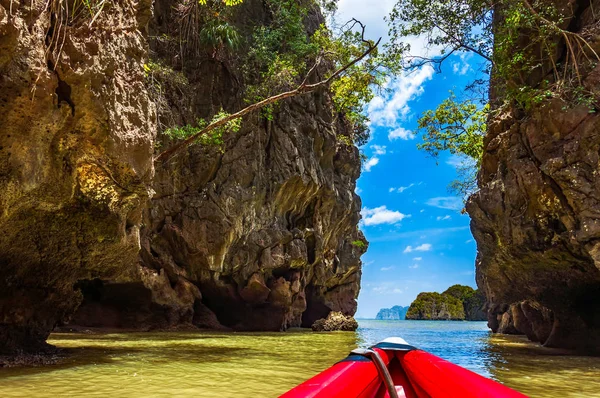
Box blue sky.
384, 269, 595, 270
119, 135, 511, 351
335, 0, 485, 318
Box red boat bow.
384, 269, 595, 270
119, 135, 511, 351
281, 337, 527, 398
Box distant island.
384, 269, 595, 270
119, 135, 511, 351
376, 305, 409, 320
406, 285, 486, 321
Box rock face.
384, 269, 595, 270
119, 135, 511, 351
376, 306, 409, 320
406, 285, 486, 321
406, 292, 465, 320
0, 0, 155, 353
311, 311, 358, 332
0, 0, 365, 354
62, 0, 366, 333
467, 0, 600, 352
443, 285, 487, 321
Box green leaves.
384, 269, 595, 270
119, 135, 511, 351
199, 20, 241, 50
388, 0, 493, 69
414, 92, 486, 198
163, 110, 241, 151
416, 92, 486, 162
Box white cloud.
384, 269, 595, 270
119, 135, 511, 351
368, 66, 435, 134
465, 239, 473, 244
355, 187, 362, 195
426, 197, 463, 211
371, 144, 387, 155
403, 243, 432, 253
389, 183, 415, 193
413, 257, 422, 261
409, 264, 420, 269
420, 209, 425, 213
447, 154, 477, 170
436, 215, 452, 221
380, 266, 395, 271
451, 53, 473, 76
373, 283, 402, 294
362, 206, 410, 226
388, 127, 414, 141
363, 157, 380, 172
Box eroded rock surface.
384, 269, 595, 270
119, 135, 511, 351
68, 0, 366, 332
468, 0, 600, 352
311, 311, 358, 332
0, 0, 155, 354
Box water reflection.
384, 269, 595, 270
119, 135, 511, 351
0, 321, 598, 397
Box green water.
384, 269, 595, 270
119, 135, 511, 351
0, 320, 599, 397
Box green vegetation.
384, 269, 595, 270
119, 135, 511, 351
388, 0, 599, 196
406, 292, 465, 320
406, 285, 486, 321
154, 0, 406, 162
351, 240, 366, 249
163, 110, 241, 151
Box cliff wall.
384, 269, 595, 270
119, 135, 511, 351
0, 0, 155, 354
0, 0, 365, 355
467, 0, 600, 352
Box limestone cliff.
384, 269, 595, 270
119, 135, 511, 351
376, 306, 408, 320
0, 0, 155, 354
467, 0, 600, 352
0, 0, 365, 354
406, 285, 485, 321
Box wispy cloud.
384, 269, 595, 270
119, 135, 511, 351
389, 183, 415, 193
436, 215, 452, 221
368, 226, 469, 243
426, 197, 463, 211
409, 264, 420, 269
446, 154, 477, 170
368, 66, 435, 139
451, 53, 473, 76
372, 283, 404, 295
371, 145, 387, 155
413, 257, 422, 261
361, 206, 410, 226
388, 127, 414, 141
380, 266, 395, 271
363, 157, 380, 172
403, 243, 432, 253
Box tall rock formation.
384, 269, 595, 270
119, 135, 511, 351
467, 0, 600, 352
376, 306, 408, 320
0, 0, 365, 354
0, 0, 155, 354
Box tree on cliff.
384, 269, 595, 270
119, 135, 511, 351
406, 292, 466, 320
153, 0, 404, 164
387, 0, 599, 197
406, 285, 486, 321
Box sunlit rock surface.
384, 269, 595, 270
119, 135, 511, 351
0, 0, 155, 354
468, 0, 600, 352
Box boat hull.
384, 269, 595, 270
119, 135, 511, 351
281, 338, 527, 398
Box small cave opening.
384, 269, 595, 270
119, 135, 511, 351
301, 284, 331, 328
69, 279, 167, 329
199, 277, 287, 331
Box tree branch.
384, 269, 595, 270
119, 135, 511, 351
154, 37, 381, 164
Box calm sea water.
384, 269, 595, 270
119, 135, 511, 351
0, 320, 599, 397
